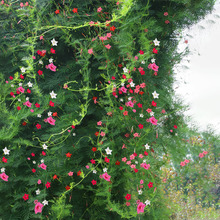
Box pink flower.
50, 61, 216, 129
137, 202, 146, 214
48, 63, 57, 72
165, 20, 170, 24
141, 163, 150, 170
149, 117, 158, 125
122, 157, 127, 162
146, 108, 152, 113
40, 36, 44, 40
102, 172, 111, 182
105, 44, 111, 49
39, 163, 47, 170
164, 12, 168, 16
46, 116, 56, 125
88, 48, 93, 54
86, 165, 90, 169
130, 154, 135, 160
89, 21, 94, 26
0, 173, 9, 181
37, 179, 41, 184
180, 161, 185, 167
97, 7, 102, 12
34, 202, 44, 214
130, 164, 136, 169
17, 86, 25, 93
126, 161, 131, 165
100, 131, 105, 137
68, 171, 74, 176
139, 154, 143, 158
161, 109, 166, 113
133, 133, 139, 137
199, 153, 204, 158
23, 100, 32, 108
126, 202, 130, 206
120, 86, 127, 93
140, 179, 144, 184
184, 159, 190, 164
20, 2, 24, 7
203, 151, 208, 155
106, 33, 112, 38
97, 121, 102, 126
151, 63, 159, 71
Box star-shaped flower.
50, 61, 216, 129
144, 144, 150, 149
49, 58, 53, 63
42, 144, 48, 150
138, 189, 143, 195
42, 200, 48, 206
105, 147, 112, 155
151, 58, 156, 63
103, 167, 107, 172
3, 147, 10, 155
130, 82, 135, 87
123, 67, 128, 73
51, 38, 58, 46
36, 189, 41, 195
152, 91, 159, 99
93, 169, 97, 174
27, 81, 33, 87
37, 114, 42, 118
50, 91, 57, 99
1, 168, 5, 173
145, 200, 150, 205
153, 38, 160, 46
21, 67, 26, 73
48, 111, 52, 116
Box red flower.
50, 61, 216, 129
105, 157, 110, 163
65, 185, 70, 190
52, 112, 57, 117
134, 169, 138, 173
20, 74, 24, 79
90, 159, 96, 164
118, 64, 122, 68
49, 100, 54, 107
2, 157, 7, 163
173, 125, 177, 129
42, 151, 46, 156
139, 50, 144, 55
152, 101, 157, 107
38, 70, 43, 75
50, 48, 56, 54
22, 121, 27, 126
77, 170, 82, 176
148, 181, 153, 188
9, 76, 13, 80
23, 194, 29, 201
91, 180, 97, 185
92, 147, 97, 152
72, 8, 78, 13
110, 26, 116, 31
112, 76, 116, 80
140, 70, 145, 75
115, 160, 120, 165
35, 103, 40, 108
45, 181, 51, 189
139, 91, 144, 95
119, 106, 123, 110
36, 124, 41, 129
17, 106, 21, 110
92, 96, 97, 100
55, 9, 60, 14
10, 92, 14, 96
95, 132, 99, 136
66, 152, 72, 158
123, 111, 128, 116
122, 74, 126, 79
133, 152, 137, 156
138, 124, 143, 129
125, 194, 131, 201
137, 103, 142, 108
144, 151, 148, 156
53, 175, 58, 180
31, 153, 35, 157
152, 48, 158, 54
27, 89, 31, 93
32, 168, 36, 173
129, 89, 133, 93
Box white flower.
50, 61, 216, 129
11, 84, 14, 87
41, 159, 44, 163
145, 144, 150, 150
1, 168, 5, 173
153, 38, 160, 46
49, 58, 53, 63
48, 111, 52, 116
51, 38, 58, 46
130, 82, 135, 87
21, 67, 26, 73
26, 97, 29, 101
128, 97, 132, 101
141, 60, 145, 64
143, 159, 146, 163
50, 91, 57, 99
175, 133, 178, 136
150, 111, 154, 116
93, 169, 97, 174
18, 99, 21, 102
138, 189, 143, 195
120, 98, 124, 102
135, 161, 138, 164
103, 168, 108, 172
33, 161, 36, 164
27, 81, 33, 87
3, 147, 10, 155
139, 114, 144, 118
105, 147, 112, 155
19, 83, 23, 86
36, 189, 41, 195
42, 200, 48, 206
123, 67, 128, 73
151, 58, 156, 63
145, 200, 150, 205
121, 82, 125, 87
39, 60, 43, 65
73, 133, 76, 136
42, 144, 48, 150
37, 114, 42, 118
152, 91, 159, 99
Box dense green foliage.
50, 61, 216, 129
0, 0, 218, 219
